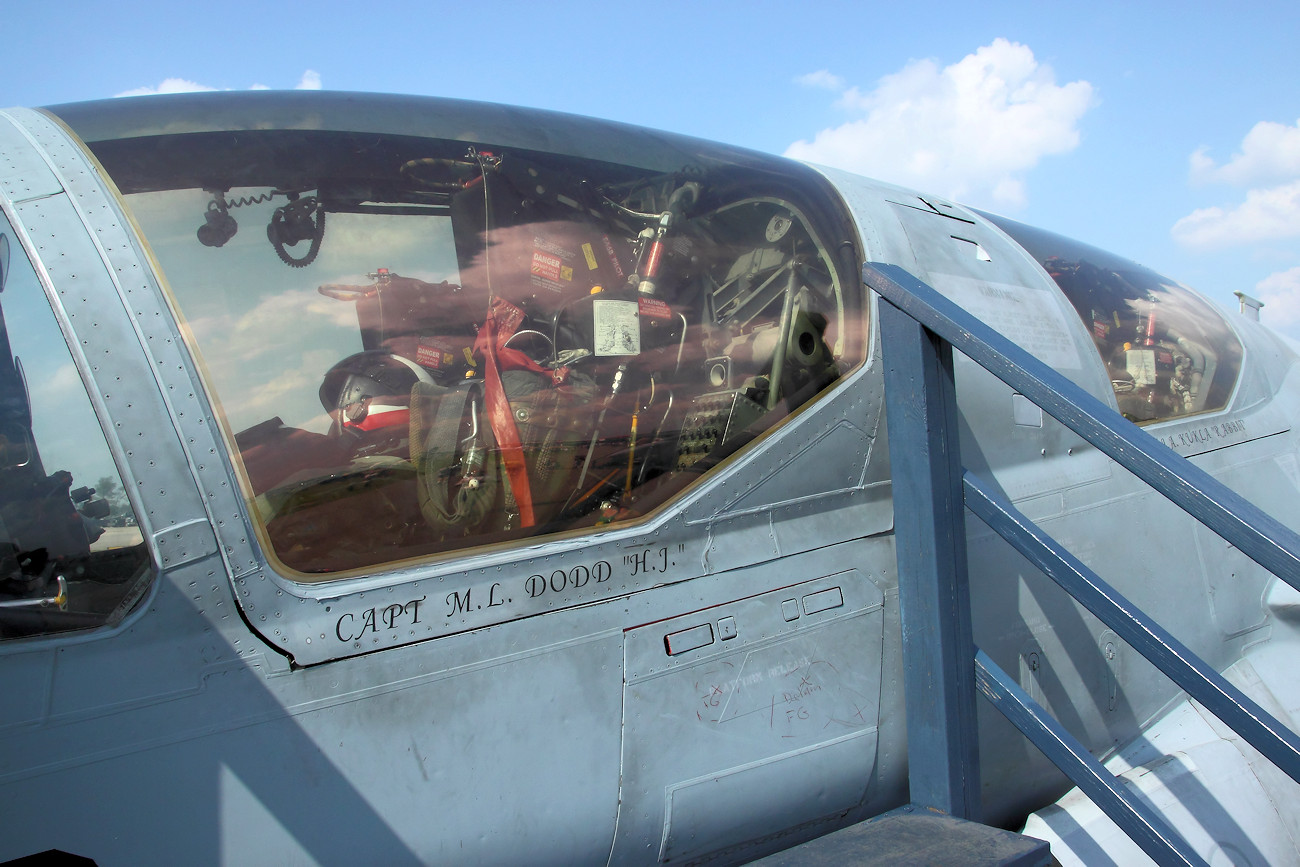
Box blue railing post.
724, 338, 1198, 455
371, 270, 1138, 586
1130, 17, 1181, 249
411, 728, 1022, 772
878, 294, 982, 820
864, 260, 1300, 866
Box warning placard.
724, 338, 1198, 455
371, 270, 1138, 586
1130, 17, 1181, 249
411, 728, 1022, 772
593, 299, 640, 356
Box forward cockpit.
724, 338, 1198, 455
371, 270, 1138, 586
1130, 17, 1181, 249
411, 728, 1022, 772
79, 111, 865, 576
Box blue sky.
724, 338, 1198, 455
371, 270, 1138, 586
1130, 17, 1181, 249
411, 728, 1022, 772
6, 1, 1300, 336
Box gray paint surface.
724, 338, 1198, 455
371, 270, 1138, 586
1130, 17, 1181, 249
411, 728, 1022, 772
0, 94, 1296, 864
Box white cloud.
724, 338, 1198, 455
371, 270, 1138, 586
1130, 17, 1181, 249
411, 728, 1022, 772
1190, 119, 1300, 187
1171, 180, 1300, 248
188, 285, 358, 360
185, 286, 361, 432
785, 39, 1094, 209
116, 71, 323, 98
796, 70, 845, 91
1174, 118, 1300, 335
115, 78, 218, 97
1255, 266, 1300, 329
36, 356, 87, 405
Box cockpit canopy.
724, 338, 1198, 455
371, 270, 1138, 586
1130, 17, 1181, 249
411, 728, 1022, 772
984, 213, 1244, 425
52, 93, 866, 578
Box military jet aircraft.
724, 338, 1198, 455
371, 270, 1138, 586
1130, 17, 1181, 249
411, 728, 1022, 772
0, 91, 1297, 865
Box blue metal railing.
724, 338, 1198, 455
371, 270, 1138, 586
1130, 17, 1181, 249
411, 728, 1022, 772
866, 262, 1300, 867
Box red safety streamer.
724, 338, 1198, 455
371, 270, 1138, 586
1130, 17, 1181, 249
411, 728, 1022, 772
474, 302, 536, 527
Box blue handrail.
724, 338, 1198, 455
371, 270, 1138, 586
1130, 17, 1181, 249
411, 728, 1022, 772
866, 261, 1300, 867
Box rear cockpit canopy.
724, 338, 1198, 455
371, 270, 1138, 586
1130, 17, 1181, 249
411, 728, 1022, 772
983, 213, 1244, 425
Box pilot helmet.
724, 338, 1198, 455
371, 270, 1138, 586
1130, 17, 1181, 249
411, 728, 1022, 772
319, 350, 436, 433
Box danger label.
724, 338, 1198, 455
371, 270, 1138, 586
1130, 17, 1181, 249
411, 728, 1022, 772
416, 339, 457, 369
638, 296, 672, 320
531, 251, 563, 282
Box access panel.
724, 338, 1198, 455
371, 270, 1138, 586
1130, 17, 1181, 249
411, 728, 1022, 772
614, 569, 885, 864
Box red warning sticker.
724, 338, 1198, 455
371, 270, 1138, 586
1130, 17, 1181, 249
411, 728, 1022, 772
416, 338, 457, 369
638, 296, 672, 320
531, 251, 562, 282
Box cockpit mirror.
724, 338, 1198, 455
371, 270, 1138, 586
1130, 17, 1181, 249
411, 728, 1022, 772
0, 233, 10, 294
0, 421, 33, 469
